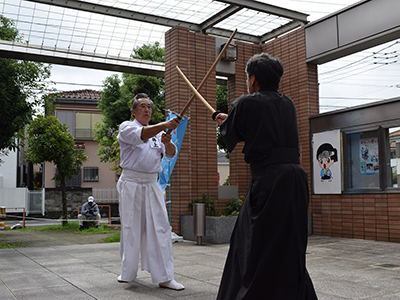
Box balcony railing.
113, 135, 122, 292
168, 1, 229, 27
75, 128, 94, 139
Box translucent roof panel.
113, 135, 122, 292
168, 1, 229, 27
81, 0, 230, 24
215, 8, 291, 36
2, 0, 169, 59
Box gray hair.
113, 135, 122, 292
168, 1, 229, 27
131, 93, 154, 111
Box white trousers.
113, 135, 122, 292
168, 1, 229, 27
117, 169, 174, 283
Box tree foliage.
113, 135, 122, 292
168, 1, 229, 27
216, 84, 229, 154
25, 115, 87, 224
0, 15, 52, 152
0, 16, 20, 41
132, 41, 165, 63
94, 42, 165, 170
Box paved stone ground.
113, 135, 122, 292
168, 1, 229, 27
2, 227, 400, 299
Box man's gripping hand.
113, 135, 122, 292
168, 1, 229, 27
164, 117, 180, 131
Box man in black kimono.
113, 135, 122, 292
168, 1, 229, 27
214, 53, 318, 300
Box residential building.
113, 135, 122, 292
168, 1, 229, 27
43, 89, 118, 217
217, 151, 229, 186
0, 149, 27, 210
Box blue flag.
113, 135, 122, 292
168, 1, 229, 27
158, 113, 188, 191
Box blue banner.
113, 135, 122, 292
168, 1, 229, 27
158, 113, 188, 191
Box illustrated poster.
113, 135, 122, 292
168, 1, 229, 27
313, 130, 341, 194
359, 138, 379, 174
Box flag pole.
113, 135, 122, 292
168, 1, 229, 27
168, 159, 171, 225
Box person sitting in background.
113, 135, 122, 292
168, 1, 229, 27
78, 196, 100, 229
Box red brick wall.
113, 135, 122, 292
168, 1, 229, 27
165, 27, 218, 233
312, 193, 400, 243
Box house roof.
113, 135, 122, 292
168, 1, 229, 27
54, 89, 101, 100
389, 129, 400, 137
218, 151, 229, 164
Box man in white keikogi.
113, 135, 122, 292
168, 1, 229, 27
116, 93, 184, 291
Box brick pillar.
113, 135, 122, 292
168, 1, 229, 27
263, 27, 319, 211
227, 42, 262, 196
228, 27, 319, 212
165, 26, 218, 234
263, 27, 319, 178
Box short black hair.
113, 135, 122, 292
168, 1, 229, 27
245, 53, 284, 89
131, 93, 154, 111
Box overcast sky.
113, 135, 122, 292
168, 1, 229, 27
32, 0, 400, 113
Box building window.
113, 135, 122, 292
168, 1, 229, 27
345, 126, 400, 192
389, 128, 400, 188
56, 168, 81, 187
83, 167, 99, 182
75, 113, 102, 139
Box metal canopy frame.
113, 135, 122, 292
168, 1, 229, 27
0, 0, 309, 76
27, 0, 308, 44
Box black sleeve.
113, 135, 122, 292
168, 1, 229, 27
219, 97, 245, 153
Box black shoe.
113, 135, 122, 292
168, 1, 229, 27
79, 226, 84, 230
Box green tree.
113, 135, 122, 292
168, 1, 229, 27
130, 41, 165, 123
216, 84, 229, 154
25, 116, 87, 225
94, 42, 165, 170
0, 15, 51, 152
132, 41, 165, 62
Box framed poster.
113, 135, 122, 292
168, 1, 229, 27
359, 138, 379, 174
313, 130, 342, 194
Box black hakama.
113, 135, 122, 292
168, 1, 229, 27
216, 89, 318, 300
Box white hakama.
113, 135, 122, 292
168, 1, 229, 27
118, 169, 174, 283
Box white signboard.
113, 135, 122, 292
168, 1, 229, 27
313, 130, 342, 194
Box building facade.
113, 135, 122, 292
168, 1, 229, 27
310, 97, 400, 242
43, 89, 118, 218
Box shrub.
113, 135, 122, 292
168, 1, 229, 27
222, 175, 230, 186
189, 193, 244, 217
226, 195, 244, 216
189, 192, 217, 216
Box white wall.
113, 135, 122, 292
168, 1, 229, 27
218, 163, 229, 186
0, 150, 26, 211
0, 150, 17, 188
0, 187, 27, 209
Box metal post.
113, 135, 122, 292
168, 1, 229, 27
193, 203, 205, 245
0, 206, 5, 230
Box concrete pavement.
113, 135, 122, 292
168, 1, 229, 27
1, 230, 400, 299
